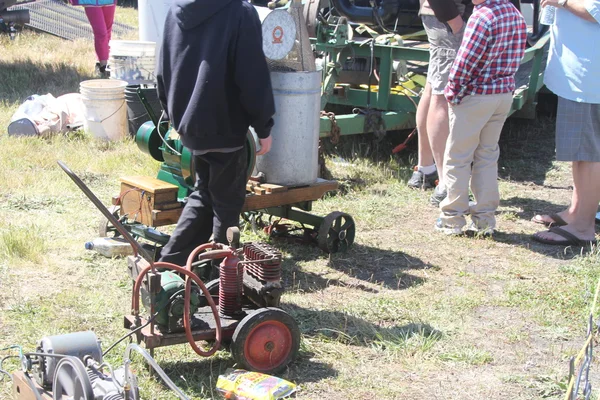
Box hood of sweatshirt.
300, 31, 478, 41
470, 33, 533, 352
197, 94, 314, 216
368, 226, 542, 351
173, 0, 233, 30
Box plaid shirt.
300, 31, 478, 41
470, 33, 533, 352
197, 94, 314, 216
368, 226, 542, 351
444, 0, 527, 105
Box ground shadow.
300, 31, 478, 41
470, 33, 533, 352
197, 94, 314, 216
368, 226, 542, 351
0, 60, 94, 104
488, 230, 595, 261
284, 304, 442, 350
500, 196, 571, 224
272, 240, 435, 293
498, 115, 557, 185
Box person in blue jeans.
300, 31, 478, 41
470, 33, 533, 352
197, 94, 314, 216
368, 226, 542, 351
531, 0, 600, 247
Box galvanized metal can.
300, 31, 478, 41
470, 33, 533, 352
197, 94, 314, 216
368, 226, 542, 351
254, 71, 322, 187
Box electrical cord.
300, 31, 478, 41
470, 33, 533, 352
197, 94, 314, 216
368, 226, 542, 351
0, 355, 18, 381
157, 110, 182, 156
0, 345, 22, 382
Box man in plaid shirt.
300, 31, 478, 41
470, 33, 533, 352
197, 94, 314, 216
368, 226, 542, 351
434, 0, 527, 236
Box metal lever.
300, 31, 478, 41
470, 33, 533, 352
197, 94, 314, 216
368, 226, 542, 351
57, 160, 155, 265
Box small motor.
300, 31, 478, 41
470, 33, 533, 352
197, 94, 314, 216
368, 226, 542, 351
25, 331, 139, 400
141, 270, 201, 333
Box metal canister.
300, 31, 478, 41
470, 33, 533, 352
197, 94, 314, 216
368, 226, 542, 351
253, 71, 322, 187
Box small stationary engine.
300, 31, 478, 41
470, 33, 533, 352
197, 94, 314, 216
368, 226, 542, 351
139, 235, 284, 334
23, 331, 139, 400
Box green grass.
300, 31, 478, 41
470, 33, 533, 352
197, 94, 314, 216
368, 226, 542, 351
1, 14, 600, 400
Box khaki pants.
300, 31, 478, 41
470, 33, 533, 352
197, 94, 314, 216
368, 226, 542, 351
439, 93, 513, 229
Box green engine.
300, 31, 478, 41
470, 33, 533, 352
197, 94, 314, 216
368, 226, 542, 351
135, 121, 257, 200
141, 270, 201, 333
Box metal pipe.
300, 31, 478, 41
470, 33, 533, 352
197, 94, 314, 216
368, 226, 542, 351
329, 0, 399, 25
0, 9, 29, 24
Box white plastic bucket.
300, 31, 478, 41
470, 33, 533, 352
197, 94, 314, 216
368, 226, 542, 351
109, 40, 157, 85
80, 79, 129, 141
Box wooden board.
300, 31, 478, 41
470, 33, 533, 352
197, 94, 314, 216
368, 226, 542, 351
260, 183, 287, 193
242, 179, 338, 212
119, 176, 179, 195
12, 371, 52, 400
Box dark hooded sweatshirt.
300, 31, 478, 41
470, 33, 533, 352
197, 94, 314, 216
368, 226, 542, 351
155, 0, 275, 151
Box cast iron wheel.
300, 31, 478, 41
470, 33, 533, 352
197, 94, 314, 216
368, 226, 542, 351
317, 211, 355, 253
98, 205, 121, 238
231, 308, 300, 374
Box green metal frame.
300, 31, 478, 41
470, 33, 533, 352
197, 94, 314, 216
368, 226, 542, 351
315, 20, 551, 138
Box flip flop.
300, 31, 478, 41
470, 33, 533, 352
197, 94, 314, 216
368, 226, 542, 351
532, 226, 597, 247
531, 213, 567, 227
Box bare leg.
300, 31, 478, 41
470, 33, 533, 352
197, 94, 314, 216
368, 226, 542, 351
533, 162, 583, 225
416, 83, 434, 167
535, 160, 600, 241
426, 93, 450, 186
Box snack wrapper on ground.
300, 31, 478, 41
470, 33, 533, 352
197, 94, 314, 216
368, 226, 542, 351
216, 369, 297, 400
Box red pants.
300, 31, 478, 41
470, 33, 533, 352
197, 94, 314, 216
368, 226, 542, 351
84, 5, 115, 62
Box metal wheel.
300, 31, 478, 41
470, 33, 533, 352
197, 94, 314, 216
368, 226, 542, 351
317, 211, 355, 253
231, 308, 300, 374
98, 205, 121, 238
52, 356, 94, 400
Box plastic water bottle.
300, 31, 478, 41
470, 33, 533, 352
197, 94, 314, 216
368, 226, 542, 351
540, 5, 556, 25
84, 237, 133, 258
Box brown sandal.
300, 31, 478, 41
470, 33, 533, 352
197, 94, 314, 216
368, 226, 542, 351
532, 226, 597, 247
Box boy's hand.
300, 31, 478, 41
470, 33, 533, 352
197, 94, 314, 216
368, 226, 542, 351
447, 15, 465, 33
256, 136, 272, 155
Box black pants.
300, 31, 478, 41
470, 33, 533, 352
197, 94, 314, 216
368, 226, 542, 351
158, 146, 247, 266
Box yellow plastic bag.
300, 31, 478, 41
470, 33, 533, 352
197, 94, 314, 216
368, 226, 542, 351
216, 369, 297, 400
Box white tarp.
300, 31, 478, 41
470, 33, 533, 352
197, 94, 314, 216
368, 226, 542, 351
8, 93, 86, 137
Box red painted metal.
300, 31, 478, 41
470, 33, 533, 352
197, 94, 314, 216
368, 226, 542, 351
243, 320, 293, 371
243, 243, 282, 282
219, 252, 243, 317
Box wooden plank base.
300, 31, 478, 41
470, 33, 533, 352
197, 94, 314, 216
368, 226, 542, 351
12, 371, 52, 400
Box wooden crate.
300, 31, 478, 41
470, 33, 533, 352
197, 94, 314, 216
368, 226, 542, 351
117, 176, 182, 227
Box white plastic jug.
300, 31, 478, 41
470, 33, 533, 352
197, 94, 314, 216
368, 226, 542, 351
85, 237, 133, 258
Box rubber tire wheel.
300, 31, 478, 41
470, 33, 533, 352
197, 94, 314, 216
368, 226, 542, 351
98, 205, 121, 237
231, 308, 300, 375
317, 211, 355, 253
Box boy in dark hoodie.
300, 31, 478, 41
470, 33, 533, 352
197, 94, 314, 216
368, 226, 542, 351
155, 0, 275, 266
